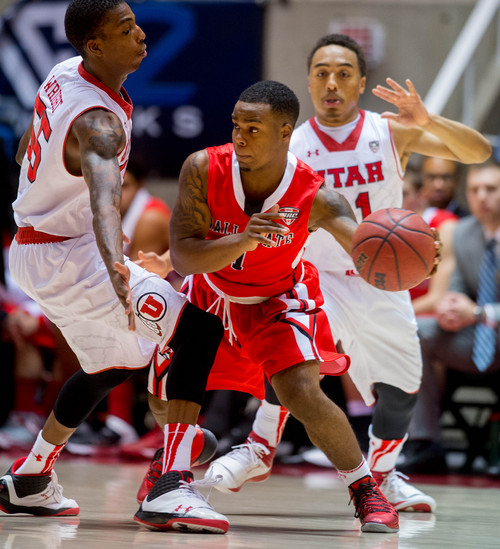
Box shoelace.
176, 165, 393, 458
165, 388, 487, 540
41, 472, 63, 503
180, 475, 223, 503
146, 450, 163, 484
349, 478, 395, 518
385, 470, 409, 488
227, 441, 270, 465
384, 470, 417, 498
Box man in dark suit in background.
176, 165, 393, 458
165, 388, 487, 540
404, 159, 500, 473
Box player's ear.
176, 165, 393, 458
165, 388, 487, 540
86, 39, 103, 58
359, 76, 367, 95
281, 122, 293, 141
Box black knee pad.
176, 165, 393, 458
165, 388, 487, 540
165, 303, 224, 405
53, 368, 137, 428
372, 382, 418, 440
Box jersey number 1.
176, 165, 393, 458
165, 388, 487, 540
355, 191, 372, 219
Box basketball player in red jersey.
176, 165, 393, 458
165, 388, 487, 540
164, 80, 399, 533
1, 0, 228, 534
205, 34, 491, 511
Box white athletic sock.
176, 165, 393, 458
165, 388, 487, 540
16, 431, 65, 475
367, 424, 407, 473
252, 400, 289, 447
162, 423, 196, 473
337, 456, 372, 487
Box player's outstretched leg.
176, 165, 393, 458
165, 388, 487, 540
271, 363, 399, 534
0, 457, 79, 516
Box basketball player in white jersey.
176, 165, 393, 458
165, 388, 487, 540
0, 0, 229, 534
206, 34, 491, 511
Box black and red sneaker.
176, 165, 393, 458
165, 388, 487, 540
348, 475, 399, 533
136, 427, 217, 503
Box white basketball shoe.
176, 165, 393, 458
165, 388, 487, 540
374, 469, 436, 512
134, 470, 229, 533
0, 458, 79, 516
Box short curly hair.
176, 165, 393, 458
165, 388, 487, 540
307, 34, 367, 77
65, 0, 125, 57
238, 80, 300, 128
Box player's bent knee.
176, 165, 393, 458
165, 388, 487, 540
271, 366, 324, 420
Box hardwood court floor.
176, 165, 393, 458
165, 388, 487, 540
0, 455, 499, 549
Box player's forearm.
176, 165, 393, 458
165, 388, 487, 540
92, 204, 125, 274
86, 159, 125, 274
170, 234, 249, 277
421, 114, 492, 164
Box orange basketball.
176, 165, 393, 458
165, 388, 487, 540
351, 208, 436, 292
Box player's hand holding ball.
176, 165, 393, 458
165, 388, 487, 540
351, 208, 439, 291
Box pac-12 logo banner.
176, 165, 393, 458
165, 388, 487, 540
136, 292, 167, 336
279, 207, 299, 226
0, 0, 264, 178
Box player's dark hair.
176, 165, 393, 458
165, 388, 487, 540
238, 80, 300, 128
307, 34, 367, 77
65, 0, 125, 57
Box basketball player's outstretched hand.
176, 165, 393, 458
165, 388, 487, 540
427, 227, 442, 278
372, 78, 431, 128
136, 250, 172, 279
113, 261, 136, 331
241, 204, 289, 251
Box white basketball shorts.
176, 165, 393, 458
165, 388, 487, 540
9, 233, 188, 376
319, 270, 422, 406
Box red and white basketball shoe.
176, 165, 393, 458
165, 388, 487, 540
136, 427, 218, 503
203, 431, 275, 493
348, 475, 399, 533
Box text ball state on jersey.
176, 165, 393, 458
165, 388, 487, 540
351, 208, 437, 292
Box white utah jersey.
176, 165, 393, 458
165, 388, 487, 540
13, 56, 133, 237
290, 110, 404, 272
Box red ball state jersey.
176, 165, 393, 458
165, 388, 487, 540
204, 143, 325, 299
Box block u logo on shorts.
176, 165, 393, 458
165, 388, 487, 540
137, 292, 167, 321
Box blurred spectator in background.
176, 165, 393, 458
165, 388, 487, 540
403, 161, 459, 315
403, 159, 500, 474
120, 158, 171, 261
420, 156, 468, 218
